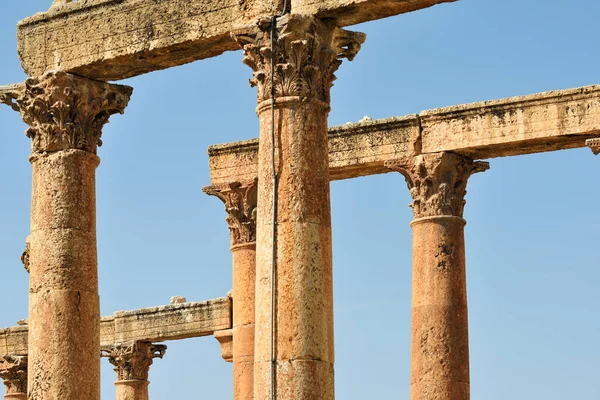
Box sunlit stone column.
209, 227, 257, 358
101, 341, 167, 400
387, 153, 489, 400
204, 179, 258, 400
15, 72, 132, 400
0, 356, 27, 400
233, 15, 365, 400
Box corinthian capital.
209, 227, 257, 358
16, 72, 132, 154
203, 179, 258, 247
0, 355, 28, 394
386, 153, 489, 219
101, 341, 166, 382
232, 15, 365, 104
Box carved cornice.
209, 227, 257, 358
101, 341, 166, 382
386, 153, 489, 219
16, 72, 132, 154
232, 15, 365, 105
0, 355, 27, 394
203, 179, 258, 247
587, 138, 600, 155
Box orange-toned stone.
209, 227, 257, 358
102, 341, 166, 400
233, 15, 364, 400
204, 180, 258, 400
15, 72, 131, 400
0, 356, 27, 400
387, 153, 488, 400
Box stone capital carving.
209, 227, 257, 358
0, 355, 27, 394
232, 15, 365, 105
386, 153, 489, 219
203, 179, 258, 247
101, 341, 166, 382
16, 72, 132, 154
587, 138, 600, 155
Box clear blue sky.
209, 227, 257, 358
1, 1, 599, 399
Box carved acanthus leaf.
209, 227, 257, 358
203, 179, 258, 246
0, 355, 28, 394
232, 15, 365, 104
101, 341, 166, 381
386, 153, 489, 219
16, 72, 132, 154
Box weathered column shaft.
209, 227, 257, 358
233, 15, 365, 400
102, 341, 167, 400
0, 356, 27, 400
387, 153, 489, 400
204, 180, 258, 400
16, 72, 132, 400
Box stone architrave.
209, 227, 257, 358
15, 72, 132, 400
101, 341, 166, 400
386, 153, 489, 400
232, 15, 365, 399
0, 356, 27, 400
204, 179, 258, 400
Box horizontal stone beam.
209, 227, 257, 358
207, 85, 600, 185
0, 297, 231, 355
16, 0, 452, 81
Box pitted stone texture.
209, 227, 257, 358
20, 74, 131, 400
17, 0, 285, 80
386, 153, 489, 219
410, 217, 470, 400
16, 0, 447, 80
207, 85, 600, 186
0, 298, 232, 356
236, 16, 364, 399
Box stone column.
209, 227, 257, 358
204, 179, 258, 400
15, 72, 132, 400
387, 153, 489, 400
0, 356, 27, 400
232, 15, 365, 400
101, 341, 167, 400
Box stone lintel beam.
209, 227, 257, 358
16, 0, 451, 81
207, 85, 600, 185
0, 297, 232, 355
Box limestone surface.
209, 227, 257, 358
17, 0, 449, 80
208, 85, 600, 185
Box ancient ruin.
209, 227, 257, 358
0, 0, 598, 399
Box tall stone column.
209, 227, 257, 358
15, 72, 132, 400
101, 341, 167, 400
0, 356, 27, 400
233, 15, 365, 400
204, 179, 258, 400
387, 153, 489, 400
